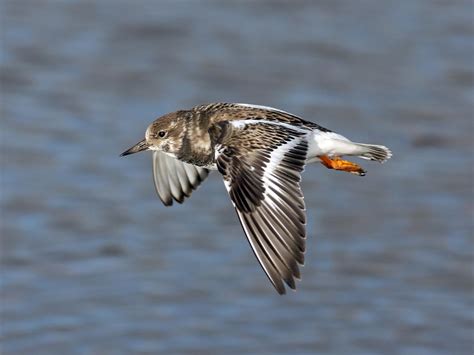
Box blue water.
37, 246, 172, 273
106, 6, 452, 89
1, 1, 473, 354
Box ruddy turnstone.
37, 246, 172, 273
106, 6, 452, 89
121, 103, 392, 294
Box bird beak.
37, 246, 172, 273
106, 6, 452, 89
120, 139, 150, 156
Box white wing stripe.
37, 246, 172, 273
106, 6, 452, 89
229, 119, 310, 134
262, 138, 301, 208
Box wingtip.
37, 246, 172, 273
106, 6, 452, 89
161, 198, 174, 207
275, 283, 298, 295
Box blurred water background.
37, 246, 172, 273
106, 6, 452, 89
1, 1, 473, 354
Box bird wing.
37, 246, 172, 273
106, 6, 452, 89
210, 120, 309, 294
152, 151, 209, 206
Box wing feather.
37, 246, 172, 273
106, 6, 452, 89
211, 120, 309, 294
152, 151, 209, 206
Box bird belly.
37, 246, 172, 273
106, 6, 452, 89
307, 130, 354, 162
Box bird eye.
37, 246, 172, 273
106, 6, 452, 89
158, 131, 167, 138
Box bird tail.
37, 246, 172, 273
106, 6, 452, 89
353, 143, 392, 163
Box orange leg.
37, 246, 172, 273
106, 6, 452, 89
319, 155, 366, 176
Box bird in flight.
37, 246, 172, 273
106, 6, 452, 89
121, 103, 392, 294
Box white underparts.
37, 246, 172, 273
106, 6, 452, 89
308, 130, 365, 158
308, 131, 392, 163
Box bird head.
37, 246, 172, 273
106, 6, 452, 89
120, 111, 185, 158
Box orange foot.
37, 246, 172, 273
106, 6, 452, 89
319, 155, 366, 176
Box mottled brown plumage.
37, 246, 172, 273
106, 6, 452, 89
121, 102, 392, 294
139, 103, 331, 168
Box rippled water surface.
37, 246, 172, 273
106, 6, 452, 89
1, 1, 473, 354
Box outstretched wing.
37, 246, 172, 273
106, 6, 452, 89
210, 120, 309, 294
152, 151, 209, 206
